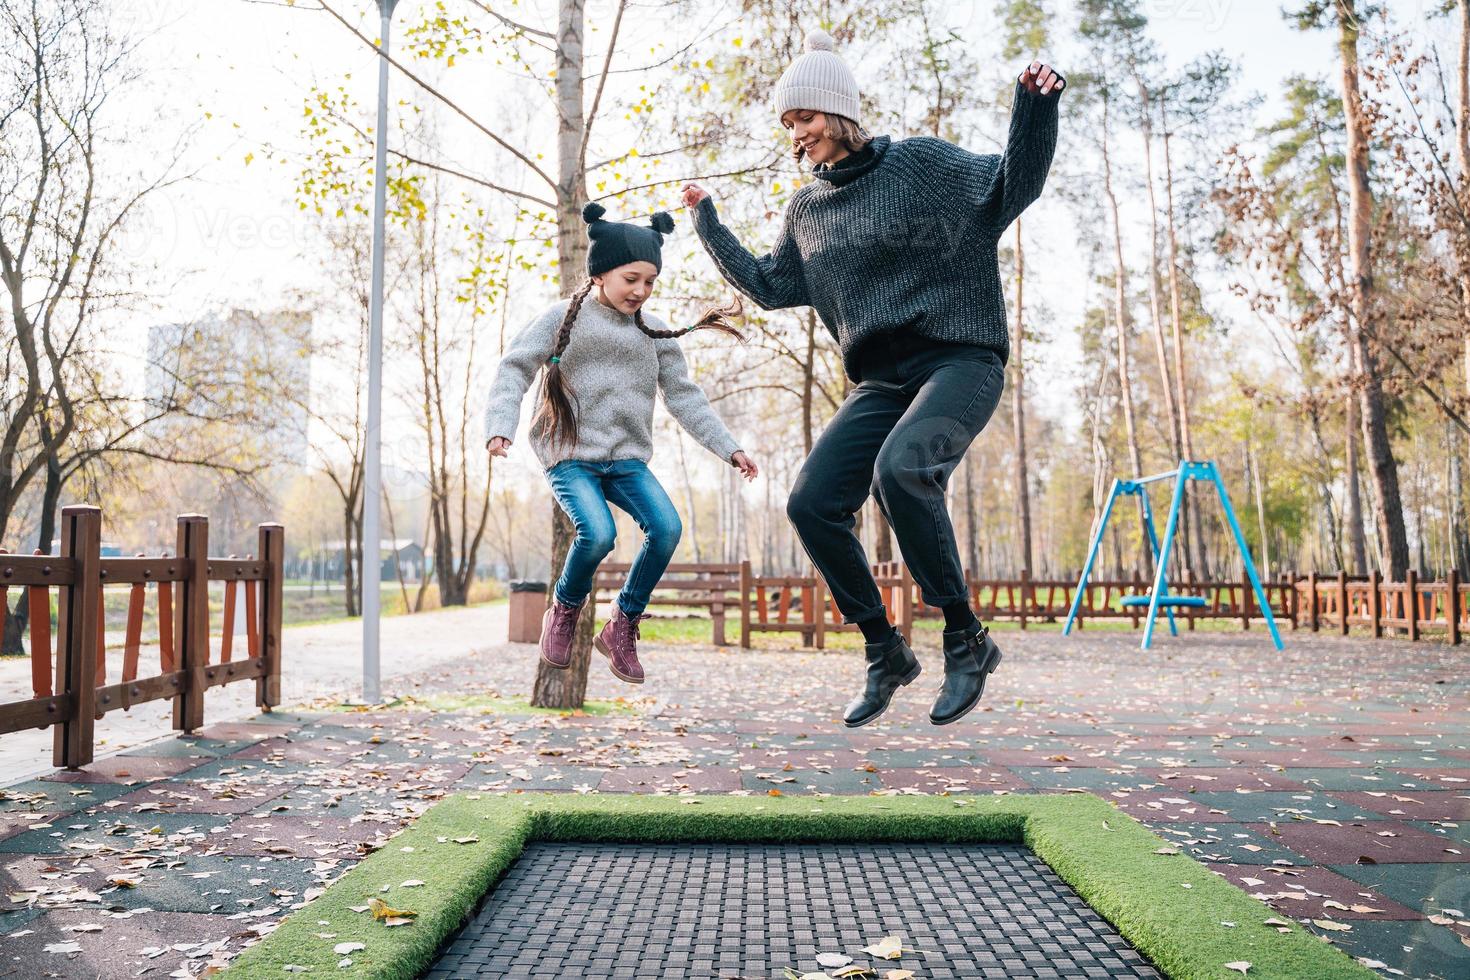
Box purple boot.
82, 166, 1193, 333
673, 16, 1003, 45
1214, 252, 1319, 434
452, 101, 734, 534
539, 597, 584, 669
594, 606, 648, 684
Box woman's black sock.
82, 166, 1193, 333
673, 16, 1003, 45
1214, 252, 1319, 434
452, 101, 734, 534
857, 613, 898, 645
942, 601, 980, 633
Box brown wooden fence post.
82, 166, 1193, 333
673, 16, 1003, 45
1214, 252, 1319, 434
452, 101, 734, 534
813, 576, 826, 651
1307, 571, 1319, 631
1019, 568, 1030, 631
54, 505, 101, 770
1338, 571, 1349, 636
739, 560, 751, 649
257, 523, 284, 710
1405, 568, 1419, 642
1286, 573, 1299, 630
1369, 569, 1382, 639
1448, 568, 1461, 646
897, 562, 914, 640
174, 515, 208, 734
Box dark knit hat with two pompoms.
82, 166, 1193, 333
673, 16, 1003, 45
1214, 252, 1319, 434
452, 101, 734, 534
583, 202, 676, 276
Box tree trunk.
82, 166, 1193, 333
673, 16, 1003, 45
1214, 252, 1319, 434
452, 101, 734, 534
533, 0, 594, 709
1345, 388, 1368, 575
1100, 90, 1147, 572
1012, 220, 1033, 574
1159, 93, 1203, 576
1337, 0, 1410, 579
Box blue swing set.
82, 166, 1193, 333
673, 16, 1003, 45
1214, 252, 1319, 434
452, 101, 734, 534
1062, 459, 1283, 650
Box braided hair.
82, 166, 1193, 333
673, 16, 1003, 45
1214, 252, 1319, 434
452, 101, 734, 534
529, 274, 745, 454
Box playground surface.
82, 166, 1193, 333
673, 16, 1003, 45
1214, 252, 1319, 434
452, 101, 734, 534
0, 616, 1466, 978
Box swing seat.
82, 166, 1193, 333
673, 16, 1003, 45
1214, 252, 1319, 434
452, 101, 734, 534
1120, 595, 1208, 608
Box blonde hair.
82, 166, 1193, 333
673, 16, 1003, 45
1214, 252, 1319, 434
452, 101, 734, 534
791, 113, 872, 166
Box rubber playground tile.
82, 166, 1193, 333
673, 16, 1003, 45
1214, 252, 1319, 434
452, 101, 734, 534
1386, 768, 1470, 790
0, 813, 61, 844
1331, 861, 1470, 914
851, 748, 987, 769
227, 736, 367, 764
868, 767, 1026, 793
1249, 820, 1469, 865
1107, 792, 1233, 823
1218, 748, 1396, 767
1187, 791, 1391, 824
978, 748, 1123, 767
0, 905, 43, 935
108, 778, 290, 815
36, 755, 205, 784
213, 814, 388, 858
127, 735, 260, 759
0, 812, 234, 855
1408, 820, 1470, 849
1143, 767, 1312, 792
1006, 766, 1163, 792
596, 766, 740, 793
190, 720, 291, 742
1324, 749, 1466, 768
740, 767, 880, 795
0, 780, 135, 816
1279, 767, 1434, 792
737, 748, 869, 771
1213, 864, 1422, 919
0, 906, 258, 973
164, 757, 316, 784
0, 850, 326, 915
1305, 917, 1470, 980
470, 764, 598, 791
1330, 790, 1470, 821
1155, 822, 1311, 866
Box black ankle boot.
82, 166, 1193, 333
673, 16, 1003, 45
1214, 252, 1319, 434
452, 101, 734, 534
930, 622, 1003, 726
843, 632, 922, 728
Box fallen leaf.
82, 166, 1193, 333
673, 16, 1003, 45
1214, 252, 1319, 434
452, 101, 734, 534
44, 942, 82, 954
368, 897, 416, 923
860, 935, 906, 960
400, 880, 425, 888
1224, 963, 1250, 976
1312, 919, 1352, 932
816, 953, 852, 969
333, 942, 364, 955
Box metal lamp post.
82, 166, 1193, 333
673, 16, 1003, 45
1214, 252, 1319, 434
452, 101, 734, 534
362, 0, 399, 704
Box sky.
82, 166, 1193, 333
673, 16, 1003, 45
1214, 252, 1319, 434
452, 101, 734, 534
96, 0, 1382, 489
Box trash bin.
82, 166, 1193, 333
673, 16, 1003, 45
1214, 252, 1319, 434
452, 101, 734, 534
508, 580, 548, 643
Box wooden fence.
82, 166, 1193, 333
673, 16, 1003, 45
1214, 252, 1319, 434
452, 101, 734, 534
1295, 569, 1465, 644
0, 506, 283, 769
734, 560, 1303, 649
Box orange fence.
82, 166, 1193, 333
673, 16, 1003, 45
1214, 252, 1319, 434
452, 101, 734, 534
0, 506, 284, 769
1296, 569, 1465, 644
736, 560, 1302, 650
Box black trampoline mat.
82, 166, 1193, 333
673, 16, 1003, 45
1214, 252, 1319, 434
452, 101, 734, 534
426, 842, 1162, 979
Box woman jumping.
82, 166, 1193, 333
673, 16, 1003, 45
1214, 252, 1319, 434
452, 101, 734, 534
484, 204, 759, 684
681, 29, 1063, 727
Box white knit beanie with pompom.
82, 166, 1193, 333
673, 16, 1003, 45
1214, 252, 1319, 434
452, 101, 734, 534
772, 29, 860, 122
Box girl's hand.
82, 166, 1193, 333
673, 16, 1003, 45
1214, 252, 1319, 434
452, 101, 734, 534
680, 183, 709, 209
1019, 61, 1064, 96
487, 436, 512, 458
732, 450, 758, 481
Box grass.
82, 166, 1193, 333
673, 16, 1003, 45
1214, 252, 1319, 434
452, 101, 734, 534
222, 793, 1376, 980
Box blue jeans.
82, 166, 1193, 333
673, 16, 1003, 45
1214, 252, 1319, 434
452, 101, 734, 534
545, 458, 682, 617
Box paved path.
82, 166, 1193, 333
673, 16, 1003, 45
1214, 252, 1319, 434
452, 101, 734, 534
0, 603, 509, 780
0, 624, 1466, 978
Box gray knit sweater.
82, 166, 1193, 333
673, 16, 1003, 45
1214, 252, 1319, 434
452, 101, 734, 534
692, 81, 1060, 383
482, 295, 742, 470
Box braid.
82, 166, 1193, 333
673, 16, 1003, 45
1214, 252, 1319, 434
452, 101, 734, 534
531, 278, 593, 452
633, 295, 746, 343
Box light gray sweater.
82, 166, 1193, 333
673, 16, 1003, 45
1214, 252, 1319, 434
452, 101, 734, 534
482, 295, 742, 471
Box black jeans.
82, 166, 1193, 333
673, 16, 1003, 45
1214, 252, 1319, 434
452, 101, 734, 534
786, 333, 1005, 624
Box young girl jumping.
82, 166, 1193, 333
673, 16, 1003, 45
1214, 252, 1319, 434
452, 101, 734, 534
483, 203, 759, 684
681, 30, 1064, 727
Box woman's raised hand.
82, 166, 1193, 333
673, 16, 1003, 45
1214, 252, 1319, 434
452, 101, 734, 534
487, 436, 512, 458
731, 450, 758, 481
680, 183, 709, 209
1019, 61, 1064, 96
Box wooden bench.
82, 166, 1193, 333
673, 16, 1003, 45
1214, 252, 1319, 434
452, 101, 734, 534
591, 562, 739, 646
